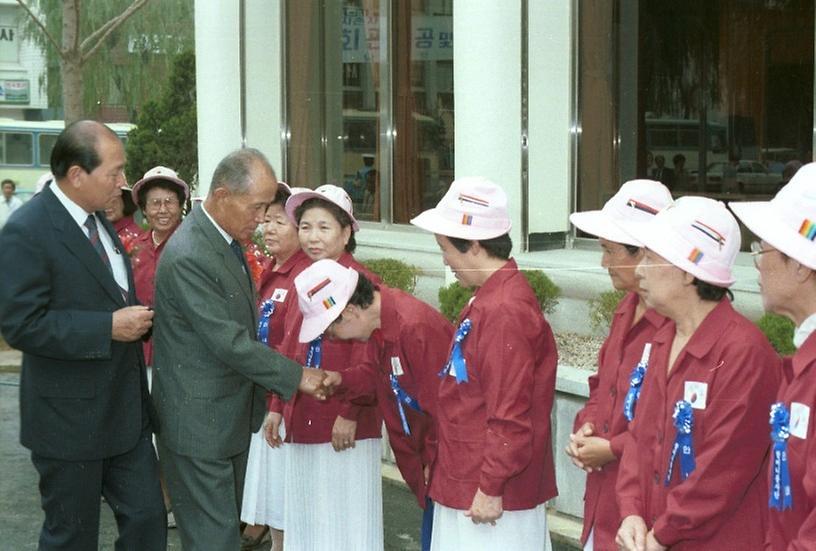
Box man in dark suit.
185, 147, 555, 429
0, 121, 166, 550
152, 148, 327, 550
651, 154, 676, 190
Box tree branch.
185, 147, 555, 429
15, 0, 64, 59
80, 0, 151, 64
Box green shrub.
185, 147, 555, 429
437, 269, 560, 322
757, 313, 795, 355
588, 290, 626, 332
363, 258, 420, 294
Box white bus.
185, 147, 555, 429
0, 119, 135, 193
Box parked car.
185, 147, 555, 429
698, 160, 782, 194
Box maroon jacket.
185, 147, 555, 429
573, 292, 668, 550
271, 252, 382, 443
340, 286, 453, 506
616, 299, 780, 549
767, 331, 816, 551
428, 259, 558, 511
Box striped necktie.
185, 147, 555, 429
84, 214, 112, 274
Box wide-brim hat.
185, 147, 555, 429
410, 176, 511, 240
285, 184, 359, 232
731, 162, 816, 271
569, 179, 673, 246
624, 196, 740, 287
132, 166, 190, 205
295, 259, 359, 342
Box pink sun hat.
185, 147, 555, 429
625, 195, 741, 287
569, 179, 672, 246
410, 177, 511, 240
295, 259, 359, 342
131, 166, 190, 205
731, 162, 816, 271
285, 184, 359, 231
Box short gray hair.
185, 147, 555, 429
209, 148, 276, 195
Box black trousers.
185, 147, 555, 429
31, 430, 166, 551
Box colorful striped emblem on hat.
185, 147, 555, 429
626, 199, 659, 215
458, 193, 490, 208
691, 220, 726, 249
799, 219, 816, 241
307, 278, 331, 298
322, 296, 336, 310
688, 248, 704, 264
461, 214, 474, 225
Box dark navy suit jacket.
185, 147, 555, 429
0, 185, 151, 460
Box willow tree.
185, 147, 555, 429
16, 0, 194, 124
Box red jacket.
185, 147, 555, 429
114, 216, 143, 253
129, 228, 176, 365
339, 286, 454, 507
257, 249, 312, 349
271, 252, 383, 444
616, 299, 780, 549
573, 292, 668, 550
767, 331, 816, 551
428, 259, 558, 511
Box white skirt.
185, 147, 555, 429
430, 502, 552, 551
240, 424, 286, 529
284, 439, 383, 551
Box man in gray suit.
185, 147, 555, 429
152, 148, 326, 550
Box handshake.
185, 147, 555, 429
296, 369, 344, 400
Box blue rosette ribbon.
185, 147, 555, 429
665, 400, 696, 485
256, 298, 276, 344
623, 342, 652, 422
439, 318, 472, 384
769, 402, 793, 511
305, 335, 322, 369
390, 374, 423, 435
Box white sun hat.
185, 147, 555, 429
410, 176, 511, 240
294, 259, 359, 342
131, 166, 190, 205
731, 162, 816, 271
569, 179, 673, 246
625, 195, 741, 287
285, 184, 359, 231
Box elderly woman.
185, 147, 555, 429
104, 184, 142, 250
615, 196, 780, 551
731, 163, 816, 550
565, 180, 672, 551
240, 183, 311, 550
267, 184, 383, 550
129, 166, 189, 366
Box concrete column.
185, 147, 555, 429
244, 0, 285, 176
194, 0, 241, 196
527, 0, 572, 235
453, 0, 523, 246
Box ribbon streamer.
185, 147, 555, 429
623, 342, 652, 422
256, 299, 276, 344
769, 402, 793, 511
665, 400, 696, 485
305, 336, 322, 368
390, 374, 423, 435
439, 318, 472, 383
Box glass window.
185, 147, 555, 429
284, 0, 454, 224
38, 133, 58, 167
1, 132, 34, 165
577, 0, 814, 244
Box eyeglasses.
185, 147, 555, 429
749, 241, 774, 267
145, 197, 180, 211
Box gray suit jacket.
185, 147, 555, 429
152, 205, 301, 459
